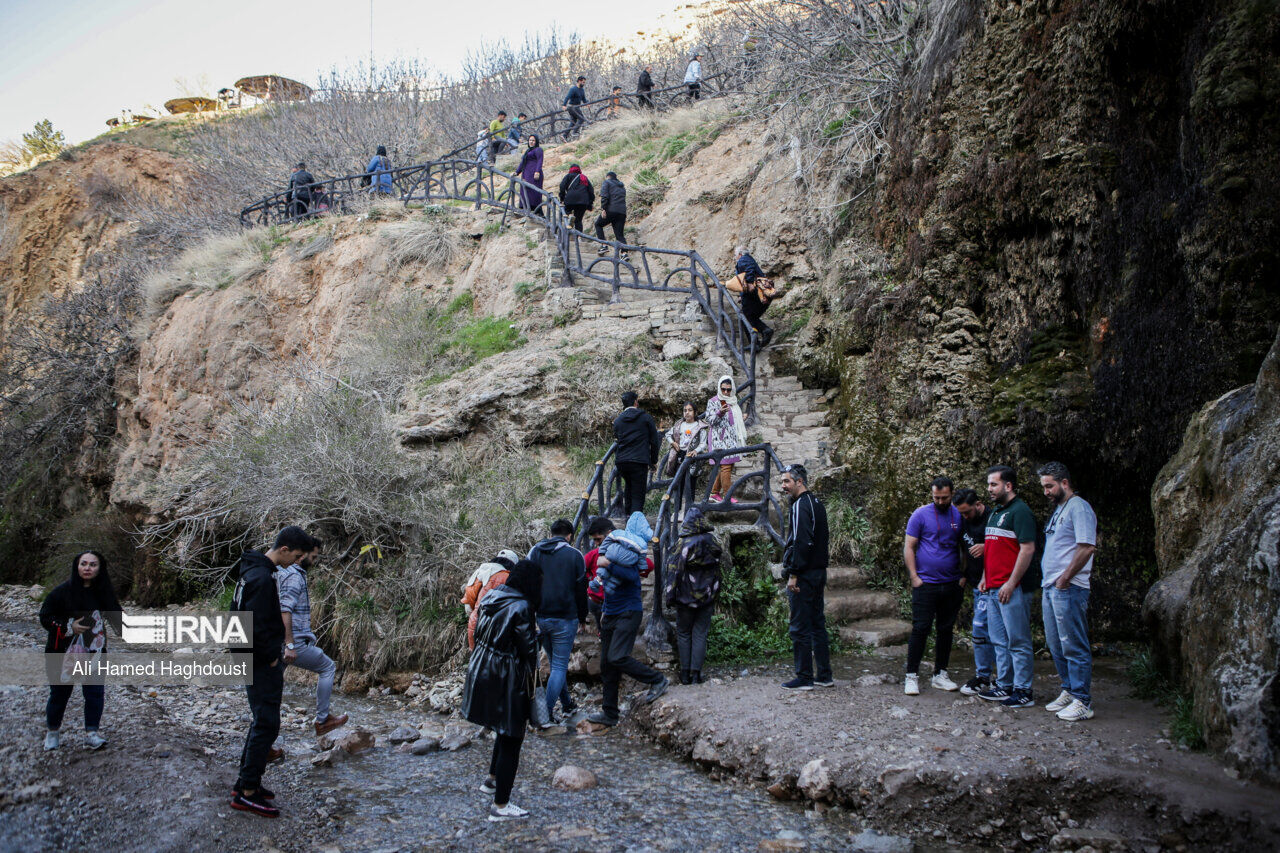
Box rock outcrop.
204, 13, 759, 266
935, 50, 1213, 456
1144, 329, 1280, 782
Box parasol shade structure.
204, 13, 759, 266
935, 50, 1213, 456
234, 75, 313, 102
165, 96, 218, 114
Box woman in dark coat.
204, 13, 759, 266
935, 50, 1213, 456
664, 508, 722, 684
558, 164, 595, 232
462, 558, 541, 821
515, 135, 545, 215
38, 550, 123, 751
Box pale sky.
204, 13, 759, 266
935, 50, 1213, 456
0, 0, 689, 146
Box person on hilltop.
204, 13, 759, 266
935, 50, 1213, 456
562, 75, 588, 140
39, 550, 123, 752
979, 465, 1038, 709
780, 464, 833, 691
594, 171, 627, 255
463, 559, 542, 822
607, 85, 624, 118
902, 476, 965, 696
705, 375, 747, 504
464, 550, 520, 650
953, 487, 996, 696
287, 162, 314, 219
684, 53, 703, 100
365, 145, 393, 194
275, 539, 349, 746
637, 65, 655, 109
727, 246, 779, 348
612, 390, 661, 517
587, 512, 669, 726
1037, 462, 1098, 722
230, 525, 316, 819
515, 134, 545, 215
665, 507, 722, 685
527, 520, 587, 726
489, 110, 508, 161
558, 164, 595, 232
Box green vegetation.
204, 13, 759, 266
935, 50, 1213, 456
821, 107, 863, 139
513, 280, 544, 298
1128, 648, 1206, 749
567, 440, 613, 478
988, 325, 1092, 426
22, 119, 67, 158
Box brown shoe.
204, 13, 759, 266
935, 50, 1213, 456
314, 713, 349, 737
266, 746, 285, 763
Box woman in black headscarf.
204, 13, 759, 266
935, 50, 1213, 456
462, 558, 542, 821
38, 550, 122, 751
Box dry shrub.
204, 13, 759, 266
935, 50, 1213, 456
289, 230, 333, 261
143, 230, 269, 315
382, 217, 459, 268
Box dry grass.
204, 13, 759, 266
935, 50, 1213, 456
381, 217, 460, 268
142, 230, 269, 316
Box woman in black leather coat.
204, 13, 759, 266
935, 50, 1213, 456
462, 558, 541, 821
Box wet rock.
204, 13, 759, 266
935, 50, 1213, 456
848, 829, 912, 852
692, 738, 720, 763
1050, 828, 1126, 851
440, 731, 471, 751
551, 765, 598, 791
408, 736, 442, 755
796, 758, 832, 800
337, 729, 375, 755
576, 719, 613, 736
766, 779, 795, 800
759, 831, 806, 852
387, 725, 421, 744
311, 746, 347, 767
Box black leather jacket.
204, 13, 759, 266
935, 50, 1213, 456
462, 586, 538, 736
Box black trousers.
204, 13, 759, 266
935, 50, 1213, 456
488, 730, 525, 805
236, 657, 283, 791
675, 604, 713, 673
600, 610, 661, 718
617, 461, 649, 516
564, 107, 585, 139
47, 684, 104, 730
688, 82, 701, 101
638, 92, 653, 109
742, 299, 772, 337
906, 581, 964, 675
788, 571, 831, 682
566, 204, 589, 232
595, 211, 626, 243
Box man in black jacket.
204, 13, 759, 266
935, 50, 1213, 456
594, 172, 627, 254
780, 465, 832, 690
612, 390, 661, 516
562, 75, 587, 140
230, 525, 315, 818
527, 519, 587, 724
287, 163, 314, 220
637, 65, 654, 109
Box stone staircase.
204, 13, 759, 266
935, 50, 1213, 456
824, 565, 911, 648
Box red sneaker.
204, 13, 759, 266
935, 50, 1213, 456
230, 790, 280, 818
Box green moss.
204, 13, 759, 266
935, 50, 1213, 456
987, 325, 1092, 426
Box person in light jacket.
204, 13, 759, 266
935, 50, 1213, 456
684, 54, 703, 100
366, 145, 393, 194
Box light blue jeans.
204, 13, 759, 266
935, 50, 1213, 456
985, 586, 1033, 692
971, 591, 995, 680
537, 617, 577, 716
290, 640, 336, 723
1042, 585, 1092, 706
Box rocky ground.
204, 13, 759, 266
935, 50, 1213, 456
633, 648, 1280, 851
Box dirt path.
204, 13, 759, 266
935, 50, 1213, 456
632, 649, 1280, 851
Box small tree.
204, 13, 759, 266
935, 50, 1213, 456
22, 119, 66, 158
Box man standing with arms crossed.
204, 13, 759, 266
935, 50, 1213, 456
902, 476, 964, 695
780, 465, 833, 691
1038, 462, 1098, 721
277, 540, 349, 743
978, 466, 1037, 708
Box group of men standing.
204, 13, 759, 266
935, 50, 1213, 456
903, 463, 1097, 721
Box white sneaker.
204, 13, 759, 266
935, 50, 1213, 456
1056, 699, 1095, 722
43, 731, 61, 751
85, 731, 107, 750
479, 776, 497, 795
931, 670, 958, 691
488, 802, 530, 821
904, 674, 919, 696
1045, 690, 1074, 712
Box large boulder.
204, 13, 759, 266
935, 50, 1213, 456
1144, 330, 1280, 782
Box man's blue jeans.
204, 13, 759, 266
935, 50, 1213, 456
971, 591, 995, 680
537, 617, 577, 716
1042, 585, 1092, 706
985, 586, 1033, 692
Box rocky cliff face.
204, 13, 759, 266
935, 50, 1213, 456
1144, 329, 1280, 782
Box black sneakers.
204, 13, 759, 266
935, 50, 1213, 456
978, 685, 1011, 702
586, 712, 618, 727
960, 676, 990, 696
230, 785, 274, 800
1001, 689, 1034, 708
781, 677, 814, 691
643, 676, 669, 704
813, 678, 836, 688
230, 789, 280, 818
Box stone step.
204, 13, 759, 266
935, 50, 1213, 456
824, 590, 898, 623
839, 618, 912, 648
825, 565, 871, 590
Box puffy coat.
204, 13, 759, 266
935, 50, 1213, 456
559, 168, 595, 208
599, 177, 627, 215
665, 509, 722, 609
462, 586, 538, 736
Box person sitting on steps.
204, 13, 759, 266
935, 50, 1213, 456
727, 245, 778, 348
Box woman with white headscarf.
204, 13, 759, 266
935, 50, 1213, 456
705, 374, 747, 503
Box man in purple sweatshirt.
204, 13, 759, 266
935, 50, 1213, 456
902, 477, 965, 696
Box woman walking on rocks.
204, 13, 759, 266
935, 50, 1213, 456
666, 508, 722, 684
705, 375, 747, 504
515, 135, 544, 215
462, 558, 541, 821
38, 550, 122, 751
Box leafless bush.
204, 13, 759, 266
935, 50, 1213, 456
289, 230, 333, 261
83, 167, 126, 212
0, 201, 16, 261
382, 217, 459, 268
142, 230, 269, 316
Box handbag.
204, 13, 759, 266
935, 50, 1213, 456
529, 663, 551, 729
60, 632, 90, 684
756, 277, 779, 305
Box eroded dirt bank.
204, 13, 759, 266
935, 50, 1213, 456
632, 650, 1280, 852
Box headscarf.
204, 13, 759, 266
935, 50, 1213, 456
715, 374, 748, 446
503, 559, 543, 620
465, 562, 505, 591
568, 164, 588, 185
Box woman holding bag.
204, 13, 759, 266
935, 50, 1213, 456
462, 558, 541, 821
705, 375, 748, 504
38, 550, 122, 751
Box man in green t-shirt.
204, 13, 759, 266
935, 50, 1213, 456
978, 465, 1036, 708
488, 111, 507, 161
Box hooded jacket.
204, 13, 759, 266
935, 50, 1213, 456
559, 167, 595, 208
231, 550, 285, 664
599, 176, 627, 215
638, 69, 654, 92
462, 585, 538, 737
665, 509, 722, 609
601, 512, 652, 616
288, 169, 314, 201
527, 537, 587, 622
613, 406, 661, 466
39, 564, 123, 654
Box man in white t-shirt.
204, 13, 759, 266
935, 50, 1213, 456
1038, 462, 1098, 722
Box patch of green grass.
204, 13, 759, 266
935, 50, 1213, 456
483, 221, 503, 236
1128, 648, 1206, 750
553, 311, 576, 328
514, 280, 544, 298
669, 357, 696, 380
450, 316, 523, 362
567, 440, 613, 478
